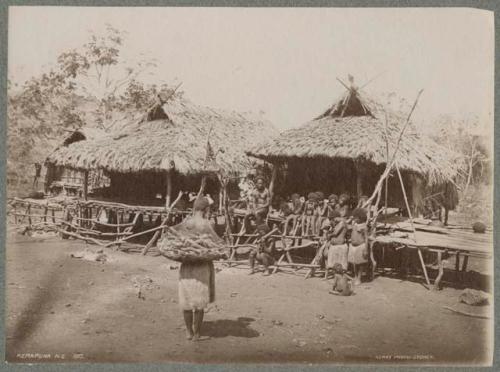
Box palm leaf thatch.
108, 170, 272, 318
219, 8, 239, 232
247, 87, 459, 185
46, 97, 277, 176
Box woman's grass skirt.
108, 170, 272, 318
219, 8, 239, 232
178, 261, 215, 311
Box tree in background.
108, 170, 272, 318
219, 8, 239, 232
7, 25, 181, 194
429, 113, 492, 225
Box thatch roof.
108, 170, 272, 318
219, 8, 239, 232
62, 127, 107, 146
46, 97, 277, 175
247, 87, 458, 184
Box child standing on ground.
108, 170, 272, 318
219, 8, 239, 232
323, 210, 349, 280
348, 208, 369, 285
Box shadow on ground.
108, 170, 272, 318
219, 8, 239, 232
201, 317, 259, 338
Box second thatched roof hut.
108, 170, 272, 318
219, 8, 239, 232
247, 83, 459, 213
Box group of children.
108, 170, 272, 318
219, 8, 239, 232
246, 191, 371, 294
278, 192, 366, 237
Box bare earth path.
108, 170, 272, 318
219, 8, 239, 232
5, 234, 492, 365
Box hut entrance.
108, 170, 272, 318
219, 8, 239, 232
273, 157, 418, 214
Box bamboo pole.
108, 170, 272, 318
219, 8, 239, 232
383, 110, 390, 215
83, 171, 89, 201
395, 162, 431, 287
362, 89, 424, 209
165, 171, 172, 209
142, 191, 183, 255
269, 163, 278, 204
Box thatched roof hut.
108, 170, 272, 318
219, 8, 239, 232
48, 97, 276, 175
247, 84, 459, 212
46, 97, 277, 205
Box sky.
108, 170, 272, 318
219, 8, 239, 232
8, 7, 494, 132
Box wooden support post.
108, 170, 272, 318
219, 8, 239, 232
455, 252, 460, 282
197, 175, 207, 199
461, 254, 469, 272
395, 163, 431, 288
369, 240, 377, 281
116, 211, 121, 250
433, 251, 444, 291
165, 171, 172, 209
354, 161, 363, 198
83, 171, 89, 201
269, 163, 278, 205
219, 189, 223, 214
27, 205, 32, 226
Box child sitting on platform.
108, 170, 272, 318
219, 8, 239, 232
348, 208, 369, 285
301, 192, 318, 236
315, 192, 329, 236
283, 193, 303, 236
327, 194, 339, 217
249, 224, 275, 276
338, 193, 352, 218
329, 263, 353, 296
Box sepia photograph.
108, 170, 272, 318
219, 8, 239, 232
5, 6, 494, 365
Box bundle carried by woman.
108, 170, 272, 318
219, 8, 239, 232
158, 213, 229, 263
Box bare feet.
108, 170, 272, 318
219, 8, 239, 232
262, 271, 270, 276
248, 270, 255, 275
354, 279, 361, 286
192, 334, 211, 342
186, 331, 194, 340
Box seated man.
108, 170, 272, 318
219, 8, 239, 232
249, 224, 275, 276
243, 176, 270, 232
348, 208, 369, 285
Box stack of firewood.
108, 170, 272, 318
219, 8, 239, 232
158, 228, 229, 263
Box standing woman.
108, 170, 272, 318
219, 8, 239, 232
177, 196, 219, 341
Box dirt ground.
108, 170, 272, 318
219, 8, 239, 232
5, 233, 493, 365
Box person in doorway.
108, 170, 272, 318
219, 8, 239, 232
178, 197, 217, 342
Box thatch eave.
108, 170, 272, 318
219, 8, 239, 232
46, 97, 278, 177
